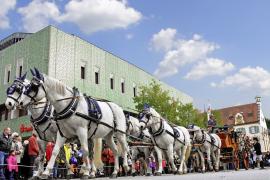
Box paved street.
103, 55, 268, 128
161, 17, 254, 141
69, 168, 270, 180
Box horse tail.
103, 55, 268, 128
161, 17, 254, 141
185, 144, 192, 161
93, 138, 103, 169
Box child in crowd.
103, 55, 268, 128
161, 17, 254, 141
7, 150, 18, 180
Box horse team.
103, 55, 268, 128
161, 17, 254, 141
5, 68, 239, 179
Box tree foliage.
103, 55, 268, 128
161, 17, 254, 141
133, 80, 210, 127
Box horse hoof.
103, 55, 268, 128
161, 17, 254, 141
146, 173, 151, 176
202, 170, 205, 174
89, 174, 96, 179
177, 171, 183, 175
110, 174, 117, 179
132, 172, 137, 177
155, 172, 162, 176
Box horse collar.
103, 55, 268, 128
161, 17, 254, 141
31, 102, 52, 125
54, 87, 80, 121
150, 119, 164, 137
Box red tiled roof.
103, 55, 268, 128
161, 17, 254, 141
216, 103, 259, 126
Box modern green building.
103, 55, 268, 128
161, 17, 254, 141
0, 26, 192, 136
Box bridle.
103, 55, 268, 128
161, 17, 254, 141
6, 80, 25, 104
24, 82, 47, 103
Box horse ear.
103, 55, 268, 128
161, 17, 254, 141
143, 103, 150, 110
20, 72, 27, 81
34, 67, 44, 81
30, 69, 36, 77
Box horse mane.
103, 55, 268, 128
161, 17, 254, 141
150, 108, 161, 119
44, 75, 69, 95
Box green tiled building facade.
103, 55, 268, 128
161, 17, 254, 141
0, 26, 192, 136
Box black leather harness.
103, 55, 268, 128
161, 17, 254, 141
31, 103, 53, 141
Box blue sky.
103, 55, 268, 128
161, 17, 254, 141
1, 0, 270, 116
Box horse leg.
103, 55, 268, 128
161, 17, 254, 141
115, 132, 129, 174
206, 148, 213, 171
77, 127, 91, 179
211, 150, 217, 171
154, 146, 163, 176
167, 144, 177, 173
177, 145, 187, 174
197, 150, 205, 173
105, 132, 119, 179
36, 139, 46, 177
215, 149, 220, 171
42, 132, 66, 178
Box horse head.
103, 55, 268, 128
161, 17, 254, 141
5, 73, 28, 110
138, 104, 160, 130
19, 68, 47, 107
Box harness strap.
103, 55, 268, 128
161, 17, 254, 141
54, 87, 80, 121
105, 102, 117, 131
31, 103, 52, 125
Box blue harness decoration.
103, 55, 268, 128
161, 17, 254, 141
84, 96, 102, 121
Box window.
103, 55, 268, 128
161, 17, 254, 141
236, 128, 246, 134
16, 59, 23, 77
110, 78, 114, 89
81, 66, 85, 79
249, 126, 259, 134
95, 72, 99, 84
94, 66, 100, 85
121, 79, 125, 93
109, 74, 114, 90
4, 64, 11, 84
7, 71, 10, 83
133, 83, 137, 97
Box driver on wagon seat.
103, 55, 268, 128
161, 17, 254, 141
207, 114, 216, 133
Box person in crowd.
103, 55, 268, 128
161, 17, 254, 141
134, 160, 141, 175
0, 127, 12, 180
207, 114, 216, 133
148, 157, 156, 175
101, 144, 114, 177
20, 140, 29, 180
264, 151, 270, 166
6, 150, 18, 180
162, 159, 167, 174
10, 134, 23, 180
252, 137, 264, 169
27, 134, 39, 177
45, 142, 57, 178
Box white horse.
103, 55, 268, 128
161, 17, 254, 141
5, 76, 102, 179
188, 125, 221, 172
139, 106, 192, 174
20, 68, 129, 179
126, 115, 163, 176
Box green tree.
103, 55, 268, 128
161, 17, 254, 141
133, 80, 206, 127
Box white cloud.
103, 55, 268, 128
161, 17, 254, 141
212, 66, 270, 95
17, 0, 60, 32
126, 33, 134, 40
59, 0, 142, 34
152, 29, 219, 78
0, 0, 16, 29
150, 28, 177, 52
185, 58, 235, 80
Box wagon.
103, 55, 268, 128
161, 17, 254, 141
216, 129, 240, 170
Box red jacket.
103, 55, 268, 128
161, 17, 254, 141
46, 143, 54, 161
28, 135, 39, 156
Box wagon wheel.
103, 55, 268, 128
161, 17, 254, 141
242, 151, 249, 170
